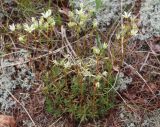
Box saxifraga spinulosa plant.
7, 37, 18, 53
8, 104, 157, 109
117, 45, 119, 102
43, 46, 115, 122
8, 6, 138, 123
42, 10, 138, 123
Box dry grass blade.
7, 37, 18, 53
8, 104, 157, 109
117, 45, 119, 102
0, 86, 36, 127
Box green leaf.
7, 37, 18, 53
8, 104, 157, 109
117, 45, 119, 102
96, 34, 102, 49
51, 66, 62, 77
45, 97, 54, 114
95, 0, 102, 10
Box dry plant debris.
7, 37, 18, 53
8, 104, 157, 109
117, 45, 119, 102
0, 115, 16, 127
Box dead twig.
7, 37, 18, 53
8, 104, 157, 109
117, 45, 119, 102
139, 52, 150, 71
0, 86, 36, 127
124, 62, 157, 98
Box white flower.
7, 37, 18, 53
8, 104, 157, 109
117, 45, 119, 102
93, 47, 100, 55
122, 11, 131, 18
32, 21, 39, 29
9, 23, 16, 31
52, 60, 59, 65
43, 22, 49, 29
132, 23, 138, 29
41, 9, 52, 18
130, 29, 138, 36
93, 19, 98, 28
80, 3, 84, 8
116, 33, 121, 40
68, 11, 74, 18
64, 61, 72, 68
23, 23, 29, 31
18, 35, 26, 43
39, 16, 44, 26
102, 71, 108, 77
102, 43, 108, 49
31, 17, 39, 29
31, 17, 36, 22
47, 17, 55, 26
79, 21, 85, 26
76, 9, 84, 16
82, 70, 92, 77
16, 23, 22, 30
68, 22, 77, 27
95, 82, 100, 88
96, 75, 102, 81
130, 16, 136, 22
50, 21, 55, 26
23, 23, 35, 33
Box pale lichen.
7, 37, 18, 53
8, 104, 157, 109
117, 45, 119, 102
0, 49, 34, 112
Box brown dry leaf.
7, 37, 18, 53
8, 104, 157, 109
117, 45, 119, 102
148, 41, 160, 54
153, 43, 160, 52
0, 115, 16, 127
113, 65, 119, 72
59, 8, 70, 16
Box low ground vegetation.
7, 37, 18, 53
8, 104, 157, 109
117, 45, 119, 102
0, 0, 159, 127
